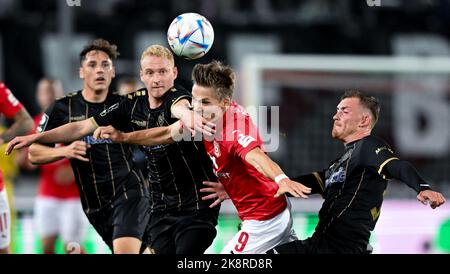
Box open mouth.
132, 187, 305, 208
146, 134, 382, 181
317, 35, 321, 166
95, 77, 106, 83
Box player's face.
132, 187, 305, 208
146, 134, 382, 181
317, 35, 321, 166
332, 97, 365, 142
79, 50, 115, 93
140, 55, 177, 99
192, 84, 227, 123
36, 80, 56, 111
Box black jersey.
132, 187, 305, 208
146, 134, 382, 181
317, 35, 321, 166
295, 135, 413, 249
93, 86, 218, 212
39, 90, 147, 214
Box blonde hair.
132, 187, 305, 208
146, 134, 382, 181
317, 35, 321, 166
140, 45, 174, 66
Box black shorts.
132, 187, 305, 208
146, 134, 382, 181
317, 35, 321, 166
268, 234, 367, 254
86, 188, 150, 252
147, 207, 219, 254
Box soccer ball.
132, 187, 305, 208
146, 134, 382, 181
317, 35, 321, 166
167, 13, 214, 60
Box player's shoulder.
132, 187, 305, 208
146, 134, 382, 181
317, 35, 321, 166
125, 88, 147, 101
363, 135, 389, 146
360, 135, 393, 153
54, 90, 80, 104
230, 101, 251, 120
168, 85, 191, 97
0, 81, 12, 97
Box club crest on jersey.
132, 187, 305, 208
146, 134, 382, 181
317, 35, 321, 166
157, 113, 165, 126
213, 141, 221, 157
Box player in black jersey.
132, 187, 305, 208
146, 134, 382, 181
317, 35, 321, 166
92, 45, 219, 254
6, 45, 219, 254
19, 39, 152, 254
268, 90, 446, 254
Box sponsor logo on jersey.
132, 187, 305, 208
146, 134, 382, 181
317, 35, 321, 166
325, 166, 346, 187
70, 115, 87, 121
82, 135, 112, 145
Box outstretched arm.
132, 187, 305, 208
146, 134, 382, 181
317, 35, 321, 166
244, 147, 311, 198
171, 99, 215, 137
291, 172, 326, 197
92, 121, 186, 146
384, 159, 446, 209
5, 118, 96, 155
28, 142, 89, 165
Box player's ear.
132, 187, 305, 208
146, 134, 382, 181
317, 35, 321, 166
139, 68, 144, 82
223, 97, 231, 107
359, 114, 371, 128
173, 66, 178, 79
79, 67, 84, 80
111, 65, 116, 79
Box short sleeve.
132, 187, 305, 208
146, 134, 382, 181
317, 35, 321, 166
0, 82, 23, 119
39, 101, 68, 133
92, 99, 131, 131
229, 114, 262, 160
166, 86, 192, 111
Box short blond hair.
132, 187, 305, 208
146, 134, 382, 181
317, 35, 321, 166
140, 45, 174, 66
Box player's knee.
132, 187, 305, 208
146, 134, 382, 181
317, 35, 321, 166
113, 237, 142, 254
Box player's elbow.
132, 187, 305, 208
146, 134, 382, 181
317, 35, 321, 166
28, 146, 41, 165
22, 119, 34, 134
156, 129, 174, 145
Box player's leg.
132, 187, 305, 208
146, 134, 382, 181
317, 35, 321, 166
113, 237, 143, 254
146, 216, 176, 254
221, 207, 296, 254
174, 226, 216, 254
171, 208, 218, 254
34, 197, 59, 254
60, 199, 88, 254
111, 191, 150, 254
0, 189, 11, 254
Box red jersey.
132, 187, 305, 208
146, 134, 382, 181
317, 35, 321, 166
203, 101, 287, 221
0, 82, 24, 191
33, 114, 80, 199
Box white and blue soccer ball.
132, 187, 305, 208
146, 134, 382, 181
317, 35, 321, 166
167, 13, 214, 60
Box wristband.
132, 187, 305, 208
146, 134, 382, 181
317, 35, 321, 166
275, 174, 289, 184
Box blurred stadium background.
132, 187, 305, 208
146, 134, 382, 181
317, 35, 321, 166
1, 0, 450, 253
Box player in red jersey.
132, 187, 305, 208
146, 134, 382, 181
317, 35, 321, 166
88, 61, 311, 253
17, 79, 88, 254
0, 82, 34, 253
191, 61, 311, 253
